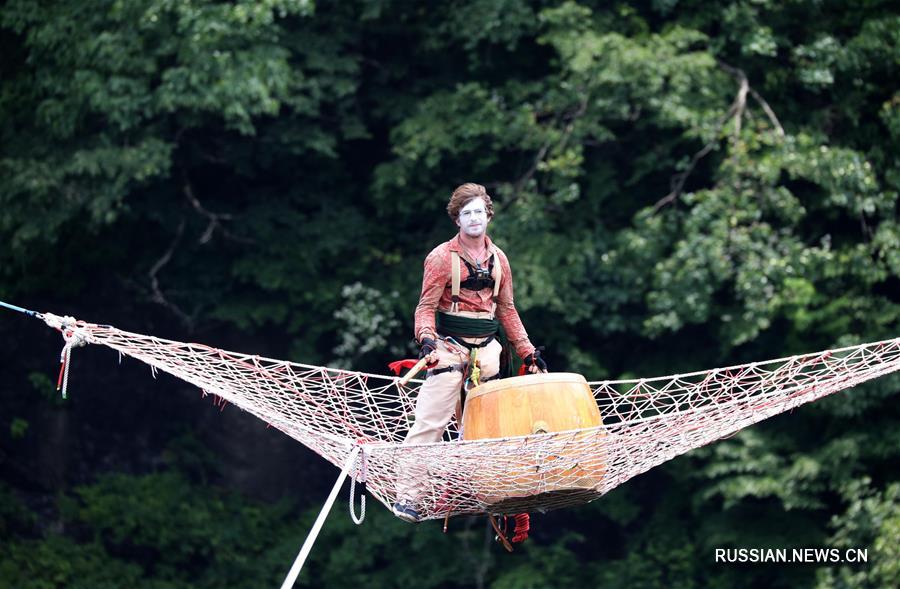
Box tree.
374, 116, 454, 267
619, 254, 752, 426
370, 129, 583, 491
1, 1, 897, 587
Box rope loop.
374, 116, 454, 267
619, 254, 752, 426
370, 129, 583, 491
55, 317, 88, 400
348, 445, 367, 525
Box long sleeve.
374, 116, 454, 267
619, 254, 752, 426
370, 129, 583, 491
494, 251, 535, 358
413, 248, 447, 343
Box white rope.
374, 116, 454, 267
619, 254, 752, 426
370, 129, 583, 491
349, 448, 367, 525
61, 343, 74, 399
57, 318, 87, 400
280, 446, 361, 589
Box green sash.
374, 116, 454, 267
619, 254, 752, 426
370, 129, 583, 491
436, 312, 498, 337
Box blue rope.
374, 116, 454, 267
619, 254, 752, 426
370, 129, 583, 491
0, 300, 38, 317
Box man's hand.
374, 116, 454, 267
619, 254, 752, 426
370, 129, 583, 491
419, 337, 439, 365
524, 348, 548, 374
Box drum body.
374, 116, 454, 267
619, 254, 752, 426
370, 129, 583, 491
461, 373, 607, 510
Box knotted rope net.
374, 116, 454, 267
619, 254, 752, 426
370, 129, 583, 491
41, 314, 900, 521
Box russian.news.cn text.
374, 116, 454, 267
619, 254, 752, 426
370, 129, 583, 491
715, 548, 868, 564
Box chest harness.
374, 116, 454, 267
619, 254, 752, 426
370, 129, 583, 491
448, 250, 501, 314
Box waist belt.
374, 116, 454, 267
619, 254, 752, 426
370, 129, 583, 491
436, 311, 499, 339
443, 334, 495, 350
425, 362, 501, 382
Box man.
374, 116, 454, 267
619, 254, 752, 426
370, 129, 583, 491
392, 182, 547, 522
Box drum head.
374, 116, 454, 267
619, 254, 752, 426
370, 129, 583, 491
467, 372, 588, 401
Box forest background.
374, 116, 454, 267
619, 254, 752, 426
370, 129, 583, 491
1, 1, 898, 587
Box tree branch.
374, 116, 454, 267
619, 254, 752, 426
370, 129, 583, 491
148, 218, 195, 330
184, 181, 229, 244
183, 178, 256, 245
719, 61, 784, 138
653, 62, 785, 213
503, 92, 591, 210
748, 86, 786, 138
652, 96, 742, 213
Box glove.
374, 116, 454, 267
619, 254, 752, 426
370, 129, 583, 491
523, 347, 547, 372
418, 337, 437, 361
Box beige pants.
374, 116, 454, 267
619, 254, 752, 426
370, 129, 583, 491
397, 336, 502, 503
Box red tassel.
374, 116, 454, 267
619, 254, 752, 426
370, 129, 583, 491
511, 513, 530, 543
388, 359, 419, 375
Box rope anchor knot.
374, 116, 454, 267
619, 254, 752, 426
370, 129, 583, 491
56, 317, 87, 399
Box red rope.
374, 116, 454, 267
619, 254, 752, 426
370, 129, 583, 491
56, 359, 65, 390
511, 513, 530, 543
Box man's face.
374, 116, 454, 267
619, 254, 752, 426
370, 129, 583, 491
456, 198, 490, 238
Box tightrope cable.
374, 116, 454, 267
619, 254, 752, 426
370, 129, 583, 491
0, 300, 39, 317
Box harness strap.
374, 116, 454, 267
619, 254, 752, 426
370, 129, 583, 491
424, 359, 502, 382
426, 365, 502, 381
458, 256, 496, 290
450, 250, 501, 314
492, 252, 501, 299
443, 334, 495, 350
426, 364, 465, 379
450, 251, 461, 313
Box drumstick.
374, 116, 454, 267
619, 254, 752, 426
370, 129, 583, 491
398, 357, 430, 387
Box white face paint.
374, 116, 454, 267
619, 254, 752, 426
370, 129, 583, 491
457, 198, 489, 238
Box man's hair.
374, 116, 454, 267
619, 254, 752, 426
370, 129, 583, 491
447, 182, 494, 221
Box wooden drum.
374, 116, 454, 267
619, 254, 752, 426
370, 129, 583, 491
462, 373, 607, 509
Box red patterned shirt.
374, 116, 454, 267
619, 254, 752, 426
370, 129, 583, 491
414, 234, 535, 359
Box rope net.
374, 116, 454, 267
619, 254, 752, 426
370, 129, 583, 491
42, 314, 900, 521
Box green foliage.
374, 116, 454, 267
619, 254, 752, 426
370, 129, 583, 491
0, 482, 34, 539
0, 471, 301, 589
28, 371, 63, 405
296, 506, 479, 589
332, 282, 407, 368
9, 417, 28, 439
816, 480, 900, 589
490, 533, 587, 589
1, 536, 148, 589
